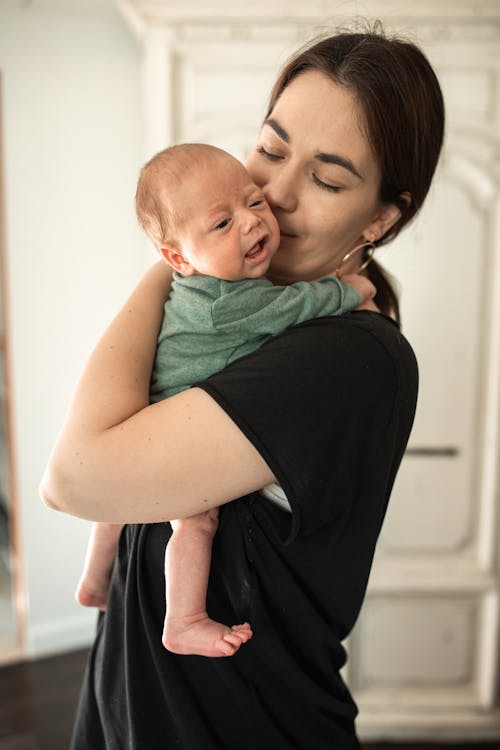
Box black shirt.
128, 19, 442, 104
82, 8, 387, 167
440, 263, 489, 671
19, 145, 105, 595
71, 312, 418, 749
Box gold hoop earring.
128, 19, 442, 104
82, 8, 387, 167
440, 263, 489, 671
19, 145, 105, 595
334, 240, 376, 278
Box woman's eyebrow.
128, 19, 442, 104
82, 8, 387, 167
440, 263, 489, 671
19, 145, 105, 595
263, 118, 289, 143
315, 152, 363, 180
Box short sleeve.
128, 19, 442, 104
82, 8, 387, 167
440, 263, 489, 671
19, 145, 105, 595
195, 312, 418, 545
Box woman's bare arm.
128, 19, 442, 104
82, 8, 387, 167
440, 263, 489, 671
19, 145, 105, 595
40, 261, 274, 523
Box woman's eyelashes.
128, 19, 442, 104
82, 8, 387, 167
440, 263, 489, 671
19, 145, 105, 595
312, 174, 342, 193
257, 145, 283, 161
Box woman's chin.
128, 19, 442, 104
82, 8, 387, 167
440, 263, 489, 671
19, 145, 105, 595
268, 242, 314, 281
267, 254, 315, 285
266, 266, 300, 286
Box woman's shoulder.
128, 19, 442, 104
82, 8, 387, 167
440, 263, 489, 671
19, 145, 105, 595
336, 311, 417, 368
201, 310, 417, 424
260, 310, 417, 377
248, 310, 419, 416
295, 308, 409, 343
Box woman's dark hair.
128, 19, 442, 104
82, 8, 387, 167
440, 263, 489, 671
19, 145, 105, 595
266, 25, 445, 323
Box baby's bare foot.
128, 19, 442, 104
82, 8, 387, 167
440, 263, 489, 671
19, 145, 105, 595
75, 578, 108, 612
163, 614, 252, 657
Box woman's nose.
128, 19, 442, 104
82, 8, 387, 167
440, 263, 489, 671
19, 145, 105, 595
263, 167, 298, 213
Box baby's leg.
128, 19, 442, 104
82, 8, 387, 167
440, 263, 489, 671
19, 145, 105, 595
76, 522, 124, 611
163, 508, 252, 657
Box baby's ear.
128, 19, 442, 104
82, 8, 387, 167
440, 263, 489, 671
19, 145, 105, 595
159, 243, 195, 275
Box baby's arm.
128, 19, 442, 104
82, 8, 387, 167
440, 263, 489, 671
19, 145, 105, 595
211, 273, 375, 336
76, 522, 124, 611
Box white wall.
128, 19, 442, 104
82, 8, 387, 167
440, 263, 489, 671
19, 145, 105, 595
0, 0, 149, 656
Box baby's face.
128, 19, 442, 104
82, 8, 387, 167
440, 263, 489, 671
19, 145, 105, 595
173, 155, 280, 280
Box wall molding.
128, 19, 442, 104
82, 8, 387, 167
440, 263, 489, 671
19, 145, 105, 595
117, 1, 500, 27
28, 612, 95, 659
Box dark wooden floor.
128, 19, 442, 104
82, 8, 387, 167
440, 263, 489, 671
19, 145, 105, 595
0, 648, 499, 749
0, 648, 88, 750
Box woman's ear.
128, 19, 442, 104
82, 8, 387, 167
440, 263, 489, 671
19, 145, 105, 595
364, 192, 411, 241
159, 243, 195, 276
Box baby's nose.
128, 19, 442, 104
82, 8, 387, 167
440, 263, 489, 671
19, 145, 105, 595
241, 209, 260, 232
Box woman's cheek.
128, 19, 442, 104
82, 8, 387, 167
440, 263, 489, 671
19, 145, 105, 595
311, 204, 341, 240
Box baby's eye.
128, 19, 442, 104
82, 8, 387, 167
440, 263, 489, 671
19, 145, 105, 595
249, 198, 264, 208
214, 218, 231, 230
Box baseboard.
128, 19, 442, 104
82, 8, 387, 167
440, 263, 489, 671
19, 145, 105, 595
27, 611, 97, 659
358, 708, 500, 741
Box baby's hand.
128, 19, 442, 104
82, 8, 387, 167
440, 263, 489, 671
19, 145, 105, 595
341, 273, 376, 307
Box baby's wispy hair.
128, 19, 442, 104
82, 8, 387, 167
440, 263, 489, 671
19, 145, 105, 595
135, 143, 231, 249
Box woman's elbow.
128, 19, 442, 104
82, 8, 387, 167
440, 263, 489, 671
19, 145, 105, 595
39, 462, 71, 514
40, 458, 110, 522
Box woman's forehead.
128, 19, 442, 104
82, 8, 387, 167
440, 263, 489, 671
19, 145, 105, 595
269, 70, 375, 175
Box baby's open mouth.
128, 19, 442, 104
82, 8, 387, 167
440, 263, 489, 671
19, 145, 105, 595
246, 236, 267, 259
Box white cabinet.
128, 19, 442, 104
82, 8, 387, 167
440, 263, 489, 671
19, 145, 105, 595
117, 0, 500, 739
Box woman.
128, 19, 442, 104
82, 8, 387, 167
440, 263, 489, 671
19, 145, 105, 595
42, 28, 444, 750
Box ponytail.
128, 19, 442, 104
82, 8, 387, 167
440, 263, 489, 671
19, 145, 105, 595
367, 259, 400, 327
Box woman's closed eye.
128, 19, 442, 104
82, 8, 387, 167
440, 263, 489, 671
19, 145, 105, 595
257, 145, 283, 162
257, 144, 342, 193
312, 174, 342, 193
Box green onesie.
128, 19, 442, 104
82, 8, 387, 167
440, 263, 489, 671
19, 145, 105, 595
150, 271, 360, 401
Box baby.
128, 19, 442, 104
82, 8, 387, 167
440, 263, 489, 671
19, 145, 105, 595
76, 144, 374, 658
